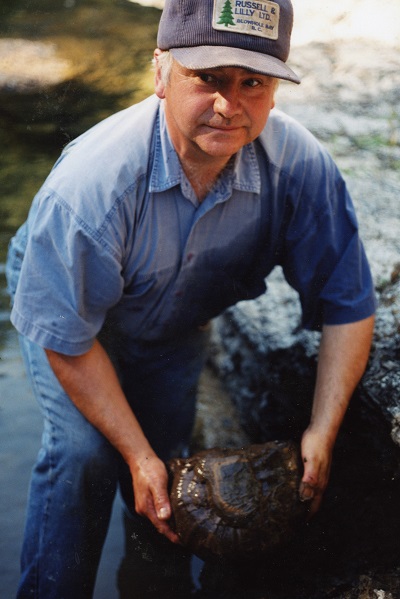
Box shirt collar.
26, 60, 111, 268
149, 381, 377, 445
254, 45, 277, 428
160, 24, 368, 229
149, 100, 261, 199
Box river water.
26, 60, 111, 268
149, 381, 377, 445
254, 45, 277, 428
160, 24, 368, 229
0, 87, 126, 599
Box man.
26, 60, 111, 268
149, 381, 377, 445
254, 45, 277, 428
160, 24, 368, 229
6, 0, 376, 597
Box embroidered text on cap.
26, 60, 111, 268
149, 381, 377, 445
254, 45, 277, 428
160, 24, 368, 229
213, 0, 280, 41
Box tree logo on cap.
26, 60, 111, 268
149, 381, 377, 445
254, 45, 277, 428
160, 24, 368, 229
217, 0, 236, 27
213, 0, 280, 41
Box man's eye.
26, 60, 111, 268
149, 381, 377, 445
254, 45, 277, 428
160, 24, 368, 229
198, 73, 217, 84
244, 78, 261, 88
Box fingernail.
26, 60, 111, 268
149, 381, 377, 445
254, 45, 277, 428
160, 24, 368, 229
158, 507, 169, 519
300, 486, 314, 502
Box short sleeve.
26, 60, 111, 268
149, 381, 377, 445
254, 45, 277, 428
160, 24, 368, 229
281, 162, 376, 330
11, 191, 125, 355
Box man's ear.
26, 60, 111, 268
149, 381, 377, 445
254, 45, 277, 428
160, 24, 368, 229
154, 49, 166, 99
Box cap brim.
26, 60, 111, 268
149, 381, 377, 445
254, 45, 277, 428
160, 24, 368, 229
170, 46, 300, 84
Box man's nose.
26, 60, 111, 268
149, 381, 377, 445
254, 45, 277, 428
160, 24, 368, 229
213, 85, 242, 119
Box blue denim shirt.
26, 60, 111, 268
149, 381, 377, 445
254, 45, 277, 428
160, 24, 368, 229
8, 95, 376, 356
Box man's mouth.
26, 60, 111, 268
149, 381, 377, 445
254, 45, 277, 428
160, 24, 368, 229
206, 123, 242, 131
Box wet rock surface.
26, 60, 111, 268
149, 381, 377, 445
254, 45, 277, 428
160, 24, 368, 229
168, 441, 306, 562
0, 38, 72, 92
207, 306, 400, 598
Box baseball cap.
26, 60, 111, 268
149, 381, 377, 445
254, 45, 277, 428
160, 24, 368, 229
157, 0, 300, 84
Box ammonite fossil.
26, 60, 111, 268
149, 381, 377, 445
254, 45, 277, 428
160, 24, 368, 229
168, 440, 306, 560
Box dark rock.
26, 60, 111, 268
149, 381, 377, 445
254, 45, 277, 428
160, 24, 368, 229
206, 268, 400, 597
209, 267, 400, 456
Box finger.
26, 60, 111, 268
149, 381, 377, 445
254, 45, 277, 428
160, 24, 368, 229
146, 506, 180, 544
308, 493, 323, 517
299, 456, 320, 509
133, 461, 169, 517
300, 461, 319, 499
299, 480, 315, 503
147, 488, 180, 544
154, 494, 171, 521
298, 481, 322, 521
149, 513, 180, 543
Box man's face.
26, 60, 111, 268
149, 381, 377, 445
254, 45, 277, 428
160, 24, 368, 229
155, 54, 276, 165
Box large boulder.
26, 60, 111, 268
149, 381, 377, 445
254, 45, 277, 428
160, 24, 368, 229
206, 266, 400, 598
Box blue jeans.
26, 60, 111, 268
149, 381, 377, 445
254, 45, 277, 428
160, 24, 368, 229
16, 330, 208, 599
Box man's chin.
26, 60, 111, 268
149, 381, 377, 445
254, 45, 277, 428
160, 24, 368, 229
195, 133, 247, 159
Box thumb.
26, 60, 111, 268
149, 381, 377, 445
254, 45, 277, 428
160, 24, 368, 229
153, 490, 171, 521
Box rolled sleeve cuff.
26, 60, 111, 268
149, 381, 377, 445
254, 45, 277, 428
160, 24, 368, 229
322, 293, 377, 326
11, 307, 95, 356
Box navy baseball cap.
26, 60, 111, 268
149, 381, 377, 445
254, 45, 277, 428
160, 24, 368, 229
157, 0, 300, 84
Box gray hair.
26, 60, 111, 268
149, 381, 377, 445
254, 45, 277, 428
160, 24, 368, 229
152, 50, 174, 86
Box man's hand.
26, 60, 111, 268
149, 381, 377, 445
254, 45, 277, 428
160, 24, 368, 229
131, 453, 180, 544
299, 427, 333, 516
